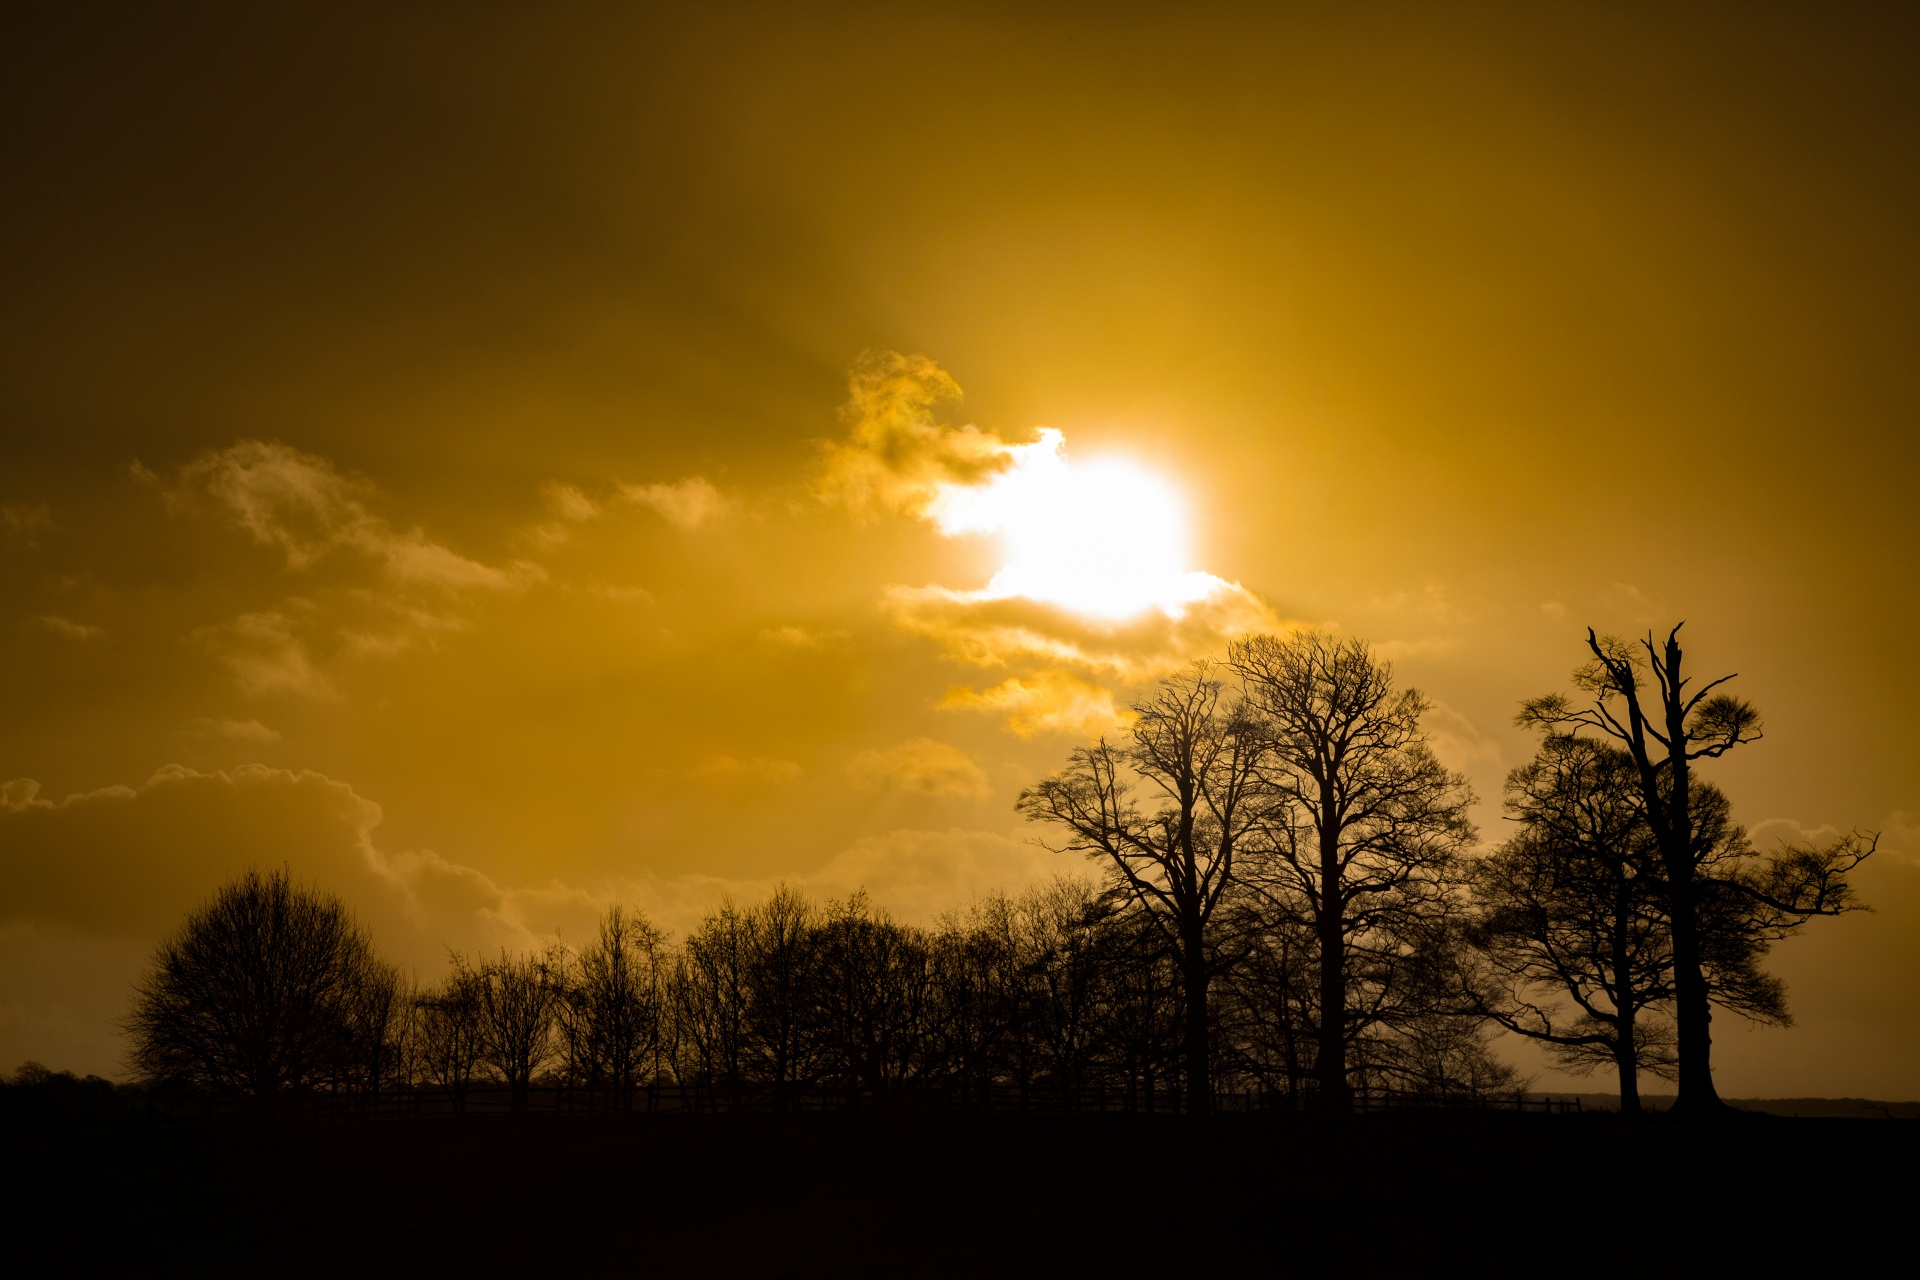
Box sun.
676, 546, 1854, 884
927, 430, 1218, 619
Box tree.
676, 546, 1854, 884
1231, 631, 1475, 1114
813, 893, 934, 1100
559, 905, 667, 1108
739, 886, 823, 1104
417, 958, 486, 1112
1520, 625, 1872, 1114
127, 868, 387, 1112
477, 947, 561, 1112
674, 901, 754, 1099
1469, 735, 1674, 1112
1018, 663, 1269, 1113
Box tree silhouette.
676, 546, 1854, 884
1469, 735, 1674, 1112
1520, 625, 1873, 1114
417, 958, 485, 1112
559, 905, 667, 1108
1018, 663, 1268, 1113
1231, 631, 1475, 1114
126, 868, 386, 1112
477, 947, 561, 1112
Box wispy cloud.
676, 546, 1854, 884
158, 441, 546, 697
30, 615, 104, 643
2, 503, 55, 549
163, 440, 538, 591
621, 477, 729, 530
185, 717, 283, 743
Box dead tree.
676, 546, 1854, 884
1520, 624, 1871, 1114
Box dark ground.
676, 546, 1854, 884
4, 1096, 1915, 1277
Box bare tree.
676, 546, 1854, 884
1520, 625, 1871, 1114
1231, 631, 1475, 1114
740, 886, 822, 1105
417, 958, 486, 1112
561, 906, 667, 1108
1018, 663, 1268, 1113
1469, 735, 1674, 1113
814, 893, 934, 1100
477, 947, 561, 1112
127, 868, 387, 1113
675, 902, 753, 1099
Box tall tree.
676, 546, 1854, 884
1519, 625, 1872, 1113
1469, 735, 1674, 1112
1018, 663, 1268, 1113
1231, 631, 1475, 1114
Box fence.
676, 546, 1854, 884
231, 1082, 1580, 1121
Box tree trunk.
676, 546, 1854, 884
1614, 1017, 1641, 1115
1664, 868, 1723, 1114
1182, 940, 1211, 1115
1316, 809, 1349, 1114
1611, 888, 1641, 1116
1659, 655, 1727, 1118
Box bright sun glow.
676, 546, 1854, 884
927, 429, 1218, 619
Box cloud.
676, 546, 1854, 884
2, 503, 55, 548
160, 442, 548, 694
815, 351, 1014, 520
692, 755, 805, 786
760, 625, 849, 649
184, 717, 283, 743
1748, 812, 1916, 864
522, 482, 602, 549
1421, 700, 1503, 772
886, 579, 1283, 680
165, 440, 536, 591
0, 765, 590, 964
191, 608, 334, 699
940, 671, 1131, 739
847, 738, 990, 799
621, 477, 729, 530
30, 615, 104, 643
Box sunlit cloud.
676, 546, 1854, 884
927, 429, 1229, 621
815, 350, 1011, 520
760, 624, 849, 649
939, 671, 1132, 740
846, 738, 990, 799
820, 352, 1285, 734
621, 476, 729, 530
885, 581, 1282, 679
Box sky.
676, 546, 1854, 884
2, 2, 1917, 1095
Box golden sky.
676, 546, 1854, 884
3, 4, 1917, 1094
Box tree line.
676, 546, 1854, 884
126, 625, 1875, 1118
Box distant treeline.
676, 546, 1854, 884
122, 627, 1877, 1118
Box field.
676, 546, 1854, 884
6, 1091, 1916, 1277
